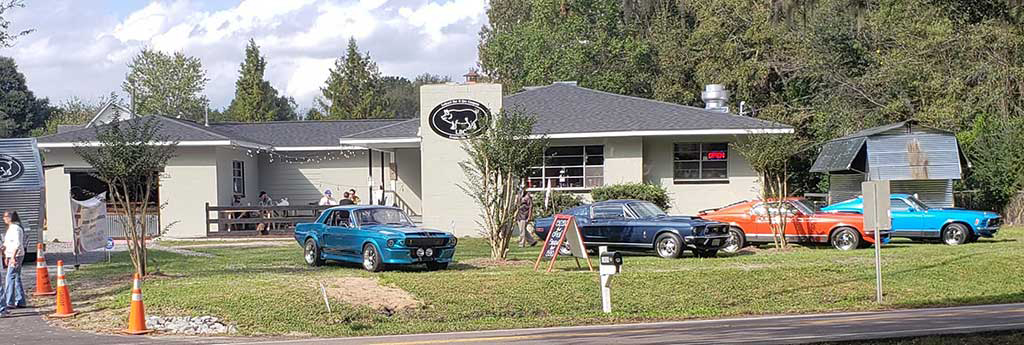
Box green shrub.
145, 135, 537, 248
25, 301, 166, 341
591, 183, 671, 209
531, 191, 584, 219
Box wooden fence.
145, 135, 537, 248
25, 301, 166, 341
205, 203, 332, 237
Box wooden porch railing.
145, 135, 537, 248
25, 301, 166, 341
205, 203, 332, 237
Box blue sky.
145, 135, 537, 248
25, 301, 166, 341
3, 0, 487, 111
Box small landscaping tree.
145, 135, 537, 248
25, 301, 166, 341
460, 111, 547, 259
75, 117, 178, 276
732, 132, 807, 249
591, 183, 671, 209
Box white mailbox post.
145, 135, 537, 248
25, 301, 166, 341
862, 180, 891, 304
598, 246, 622, 313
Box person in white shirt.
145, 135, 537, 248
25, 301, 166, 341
1, 211, 26, 311
318, 189, 338, 206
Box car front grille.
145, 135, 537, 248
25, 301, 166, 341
406, 238, 447, 247
987, 217, 1003, 228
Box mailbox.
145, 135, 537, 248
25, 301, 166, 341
599, 251, 622, 275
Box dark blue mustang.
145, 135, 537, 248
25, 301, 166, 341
533, 200, 730, 258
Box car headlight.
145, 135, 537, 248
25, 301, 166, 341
416, 248, 426, 257
425, 248, 434, 257
386, 239, 396, 248
450, 236, 458, 246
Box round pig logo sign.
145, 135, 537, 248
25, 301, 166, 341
428, 99, 490, 140
0, 154, 24, 183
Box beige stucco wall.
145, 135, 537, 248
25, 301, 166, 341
420, 83, 502, 236
642, 135, 759, 215
40, 146, 221, 240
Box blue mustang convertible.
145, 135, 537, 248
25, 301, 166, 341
295, 205, 457, 271
822, 193, 1002, 245
533, 200, 730, 258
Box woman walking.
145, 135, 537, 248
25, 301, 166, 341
2, 211, 26, 309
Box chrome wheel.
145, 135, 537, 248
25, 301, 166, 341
656, 234, 681, 258
831, 228, 859, 251
304, 241, 315, 264
363, 246, 377, 270
721, 228, 745, 253
943, 224, 968, 245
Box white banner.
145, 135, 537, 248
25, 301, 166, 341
71, 192, 108, 252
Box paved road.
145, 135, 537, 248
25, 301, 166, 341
228, 303, 1024, 345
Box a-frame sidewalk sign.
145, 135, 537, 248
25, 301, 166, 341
533, 214, 594, 273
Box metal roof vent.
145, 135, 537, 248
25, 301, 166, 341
701, 84, 730, 113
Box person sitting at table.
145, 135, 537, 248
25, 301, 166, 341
338, 191, 355, 206
318, 189, 338, 206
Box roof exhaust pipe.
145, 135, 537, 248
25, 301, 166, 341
702, 84, 730, 113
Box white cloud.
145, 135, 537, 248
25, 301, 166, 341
3, 0, 488, 110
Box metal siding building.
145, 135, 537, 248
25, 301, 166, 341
811, 121, 966, 208
0, 138, 44, 253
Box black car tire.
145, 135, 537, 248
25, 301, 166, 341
655, 233, 683, 259
426, 262, 448, 271
304, 238, 324, 267
694, 249, 718, 258
830, 227, 861, 251
362, 244, 385, 272
942, 223, 969, 246
721, 227, 746, 254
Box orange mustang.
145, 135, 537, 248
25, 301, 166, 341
699, 198, 890, 252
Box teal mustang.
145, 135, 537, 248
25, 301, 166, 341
295, 206, 457, 271
822, 194, 1001, 245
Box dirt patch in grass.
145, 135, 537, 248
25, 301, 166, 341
461, 258, 532, 267
322, 277, 422, 314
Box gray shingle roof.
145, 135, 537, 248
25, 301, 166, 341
211, 119, 409, 147
503, 83, 789, 134
340, 119, 419, 139
37, 115, 233, 143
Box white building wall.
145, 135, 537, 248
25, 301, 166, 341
43, 165, 72, 242
420, 83, 503, 236
41, 146, 220, 240
643, 135, 759, 215
216, 147, 260, 206
394, 148, 422, 215
257, 150, 386, 206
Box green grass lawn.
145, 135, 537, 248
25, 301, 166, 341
55, 226, 1024, 337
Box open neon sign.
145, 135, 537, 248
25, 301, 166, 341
706, 151, 727, 160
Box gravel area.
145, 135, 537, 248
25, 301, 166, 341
146, 316, 238, 335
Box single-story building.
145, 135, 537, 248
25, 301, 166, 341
810, 120, 970, 207
38, 80, 790, 240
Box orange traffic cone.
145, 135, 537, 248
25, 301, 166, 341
33, 243, 56, 296
49, 260, 78, 318
125, 273, 153, 335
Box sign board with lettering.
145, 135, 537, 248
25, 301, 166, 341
534, 214, 593, 272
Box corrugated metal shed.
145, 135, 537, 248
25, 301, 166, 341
828, 173, 865, 204
0, 138, 44, 253
810, 137, 866, 173
891, 180, 954, 208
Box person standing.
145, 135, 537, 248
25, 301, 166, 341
517, 193, 537, 247
338, 192, 355, 206
348, 189, 361, 204
319, 189, 338, 206
2, 211, 26, 309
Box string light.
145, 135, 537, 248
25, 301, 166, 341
230, 145, 360, 165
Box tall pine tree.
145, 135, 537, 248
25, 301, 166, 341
227, 39, 274, 122
312, 38, 389, 120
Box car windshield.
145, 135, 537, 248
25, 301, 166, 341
905, 195, 930, 210
790, 199, 822, 214
629, 201, 666, 218
355, 208, 413, 226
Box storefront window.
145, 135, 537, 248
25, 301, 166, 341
527, 145, 604, 189
673, 143, 728, 182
